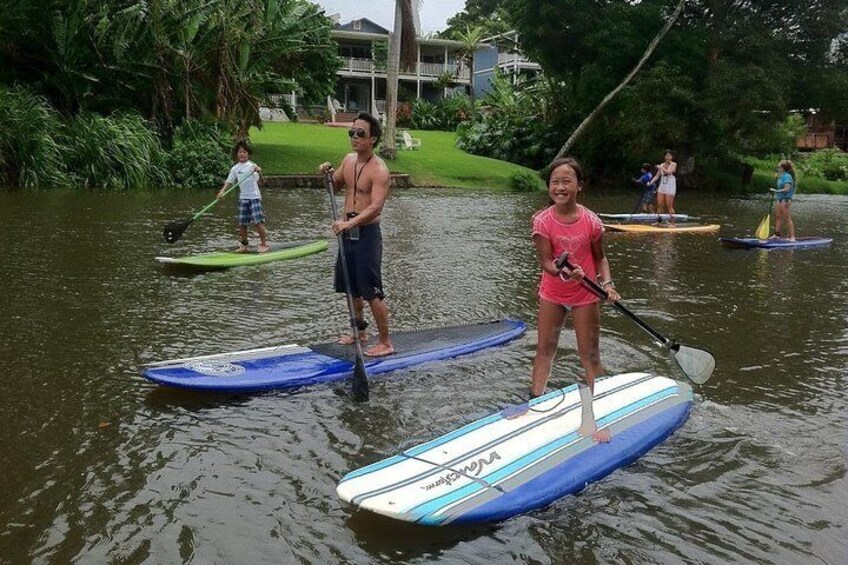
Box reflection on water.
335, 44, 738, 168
0, 187, 846, 563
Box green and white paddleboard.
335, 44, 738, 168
156, 239, 328, 270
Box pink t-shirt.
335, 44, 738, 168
532, 205, 604, 307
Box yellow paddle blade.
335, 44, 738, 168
755, 214, 770, 240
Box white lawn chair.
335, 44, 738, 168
401, 130, 421, 151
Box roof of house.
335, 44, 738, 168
332, 18, 473, 49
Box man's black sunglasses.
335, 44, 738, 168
348, 127, 368, 139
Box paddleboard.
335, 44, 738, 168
599, 213, 695, 222
719, 236, 833, 249
337, 372, 692, 525
142, 319, 526, 392
604, 223, 720, 234
155, 239, 328, 269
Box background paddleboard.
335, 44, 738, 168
604, 223, 720, 234
337, 373, 692, 525
719, 236, 832, 249
599, 213, 695, 222
142, 319, 526, 392
155, 239, 328, 270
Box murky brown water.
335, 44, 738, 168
1, 186, 846, 564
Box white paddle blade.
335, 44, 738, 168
672, 345, 715, 384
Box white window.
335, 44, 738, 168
353, 19, 361, 30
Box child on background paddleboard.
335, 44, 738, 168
528, 157, 620, 442
635, 162, 656, 214
770, 159, 796, 241
217, 141, 269, 253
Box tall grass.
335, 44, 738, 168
0, 86, 71, 188
62, 113, 170, 190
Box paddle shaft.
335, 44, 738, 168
555, 254, 671, 349
194, 169, 254, 220
324, 171, 369, 401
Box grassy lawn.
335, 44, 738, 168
250, 122, 538, 190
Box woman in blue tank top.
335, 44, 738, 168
769, 159, 796, 241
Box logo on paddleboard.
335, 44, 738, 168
184, 360, 245, 377
422, 451, 502, 491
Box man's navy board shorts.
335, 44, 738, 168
335, 223, 385, 301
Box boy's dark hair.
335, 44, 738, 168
542, 157, 585, 185
232, 140, 252, 158
641, 163, 652, 171
355, 112, 382, 146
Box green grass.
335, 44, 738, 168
249, 122, 538, 190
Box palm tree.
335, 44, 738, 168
381, 0, 418, 159
454, 25, 486, 106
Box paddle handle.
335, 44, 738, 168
555, 253, 671, 349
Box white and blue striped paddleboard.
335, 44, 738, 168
337, 373, 692, 525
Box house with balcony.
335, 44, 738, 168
328, 18, 472, 117
473, 31, 542, 99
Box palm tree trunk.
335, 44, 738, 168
381, 1, 404, 159
552, 0, 687, 162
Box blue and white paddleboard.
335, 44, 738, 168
719, 236, 833, 249
142, 320, 526, 393
337, 373, 692, 525
598, 213, 695, 222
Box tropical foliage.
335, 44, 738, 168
449, 0, 848, 186
0, 0, 340, 188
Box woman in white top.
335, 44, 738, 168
651, 150, 677, 225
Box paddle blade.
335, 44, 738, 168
671, 344, 715, 384
163, 219, 192, 243
754, 214, 770, 240
351, 354, 369, 401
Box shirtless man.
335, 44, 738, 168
319, 112, 394, 357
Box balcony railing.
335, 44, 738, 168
497, 51, 539, 68
338, 57, 471, 81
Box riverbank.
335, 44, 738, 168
744, 155, 848, 195
250, 122, 537, 190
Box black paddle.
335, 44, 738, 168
163, 170, 253, 243
324, 171, 369, 401
556, 252, 715, 384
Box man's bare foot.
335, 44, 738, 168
257, 244, 270, 253
364, 343, 394, 357
337, 333, 368, 345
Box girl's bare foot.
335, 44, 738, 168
257, 244, 270, 253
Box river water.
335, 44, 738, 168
0, 187, 845, 564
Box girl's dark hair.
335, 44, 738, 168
542, 157, 585, 185
232, 140, 252, 157
778, 159, 796, 179
355, 112, 382, 146
664, 149, 674, 157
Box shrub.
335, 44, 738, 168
165, 120, 232, 189
0, 86, 71, 188
62, 112, 170, 190
509, 169, 543, 192
797, 148, 848, 182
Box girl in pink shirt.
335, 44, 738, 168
530, 158, 620, 407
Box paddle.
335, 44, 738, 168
754, 191, 774, 240
324, 171, 369, 401
555, 252, 715, 384
163, 170, 254, 243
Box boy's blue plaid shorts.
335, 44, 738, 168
238, 199, 265, 225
